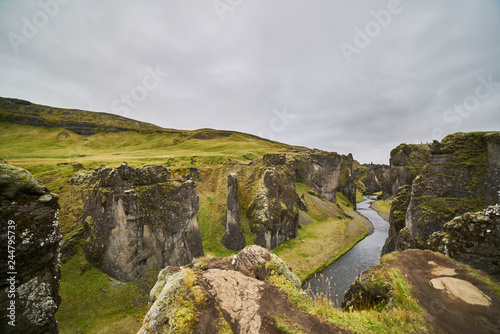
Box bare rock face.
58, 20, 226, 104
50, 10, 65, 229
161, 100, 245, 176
221, 173, 246, 251
295, 153, 342, 203
74, 163, 203, 282
359, 163, 391, 195
249, 165, 299, 250
428, 205, 500, 279
0, 162, 62, 334
294, 153, 357, 207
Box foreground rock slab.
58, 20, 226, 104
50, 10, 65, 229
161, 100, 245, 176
138, 245, 349, 334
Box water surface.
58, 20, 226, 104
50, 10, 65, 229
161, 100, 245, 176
302, 196, 389, 306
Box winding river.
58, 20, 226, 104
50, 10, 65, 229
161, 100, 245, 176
302, 196, 389, 306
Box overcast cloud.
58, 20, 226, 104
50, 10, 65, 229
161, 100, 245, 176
1, 0, 499, 163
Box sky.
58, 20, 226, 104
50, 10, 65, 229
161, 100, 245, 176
1, 0, 499, 164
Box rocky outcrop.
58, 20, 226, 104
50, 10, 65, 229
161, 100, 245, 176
221, 173, 246, 251
295, 153, 357, 207
381, 143, 431, 254
248, 163, 299, 250
73, 163, 203, 282
0, 162, 62, 334
428, 205, 500, 279
383, 132, 500, 255
138, 246, 343, 334
385, 143, 431, 199
356, 163, 391, 195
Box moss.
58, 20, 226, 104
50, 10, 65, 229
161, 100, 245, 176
273, 315, 307, 334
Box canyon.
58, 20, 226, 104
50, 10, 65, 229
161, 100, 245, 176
1, 98, 499, 334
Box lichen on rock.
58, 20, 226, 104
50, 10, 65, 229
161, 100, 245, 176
0, 162, 62, 334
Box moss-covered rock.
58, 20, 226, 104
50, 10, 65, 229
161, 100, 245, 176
383, 131, 500, 255
0, 162, 62, 334
71, 163, 203, 282
428, 205, 500, 279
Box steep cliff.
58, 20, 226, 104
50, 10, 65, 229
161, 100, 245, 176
383, 132, 500, 255
72, 163, 204, 282
381, 143, 432, 254
294, 152, 357, 208
0, 162, 62, 334
221, 173, 246, 251
355, 163, 391, 195
248, 156, 299, 249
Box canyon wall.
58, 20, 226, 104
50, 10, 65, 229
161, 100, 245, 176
73, 163, 204, 282
383, 132, 500, 259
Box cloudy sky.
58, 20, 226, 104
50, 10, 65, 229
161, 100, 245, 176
1, 0, 499, 163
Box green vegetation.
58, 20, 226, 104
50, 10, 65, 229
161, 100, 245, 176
56, 251, 155, 334
371, 199, 393, 216
274, 190, 371, 282
273, 315, 307, 334
269, 256, 431, 334
465, 265, 500, 296
197, 195, 239, 257
173, 268, 207, 333
0, 109, 381, 333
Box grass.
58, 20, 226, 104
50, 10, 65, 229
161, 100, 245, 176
465, 265, 500, 296
273, 218, 369, 282
56, 251, 154, 334
273, 315, 307, 334
268, 259, 431, 334
371, 199, 393, 216
0, 121, 377, 332
197, 195, 239, 257
274, 191, 371, 282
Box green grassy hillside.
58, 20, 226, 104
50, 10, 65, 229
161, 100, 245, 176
0, 99, 371, 333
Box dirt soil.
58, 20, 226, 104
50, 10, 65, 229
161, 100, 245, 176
387, 250, 500, 334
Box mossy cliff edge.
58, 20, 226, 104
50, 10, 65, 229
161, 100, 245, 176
382, 132, 500, 275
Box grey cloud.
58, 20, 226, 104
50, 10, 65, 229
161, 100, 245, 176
1, 0, 499, 164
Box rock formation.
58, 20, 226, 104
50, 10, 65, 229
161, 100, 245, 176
294, 152, 357, 207
248, 162, 299, 250
138, 246, 344, 334
383, 132, 500, 255
221, 173, 246, 251
428, 205, 500, 279
0, 162, 62, 334
73, 163, 204, 282
356, 163, 391, 195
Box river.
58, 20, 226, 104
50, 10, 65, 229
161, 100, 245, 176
302, 196, 389, 306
